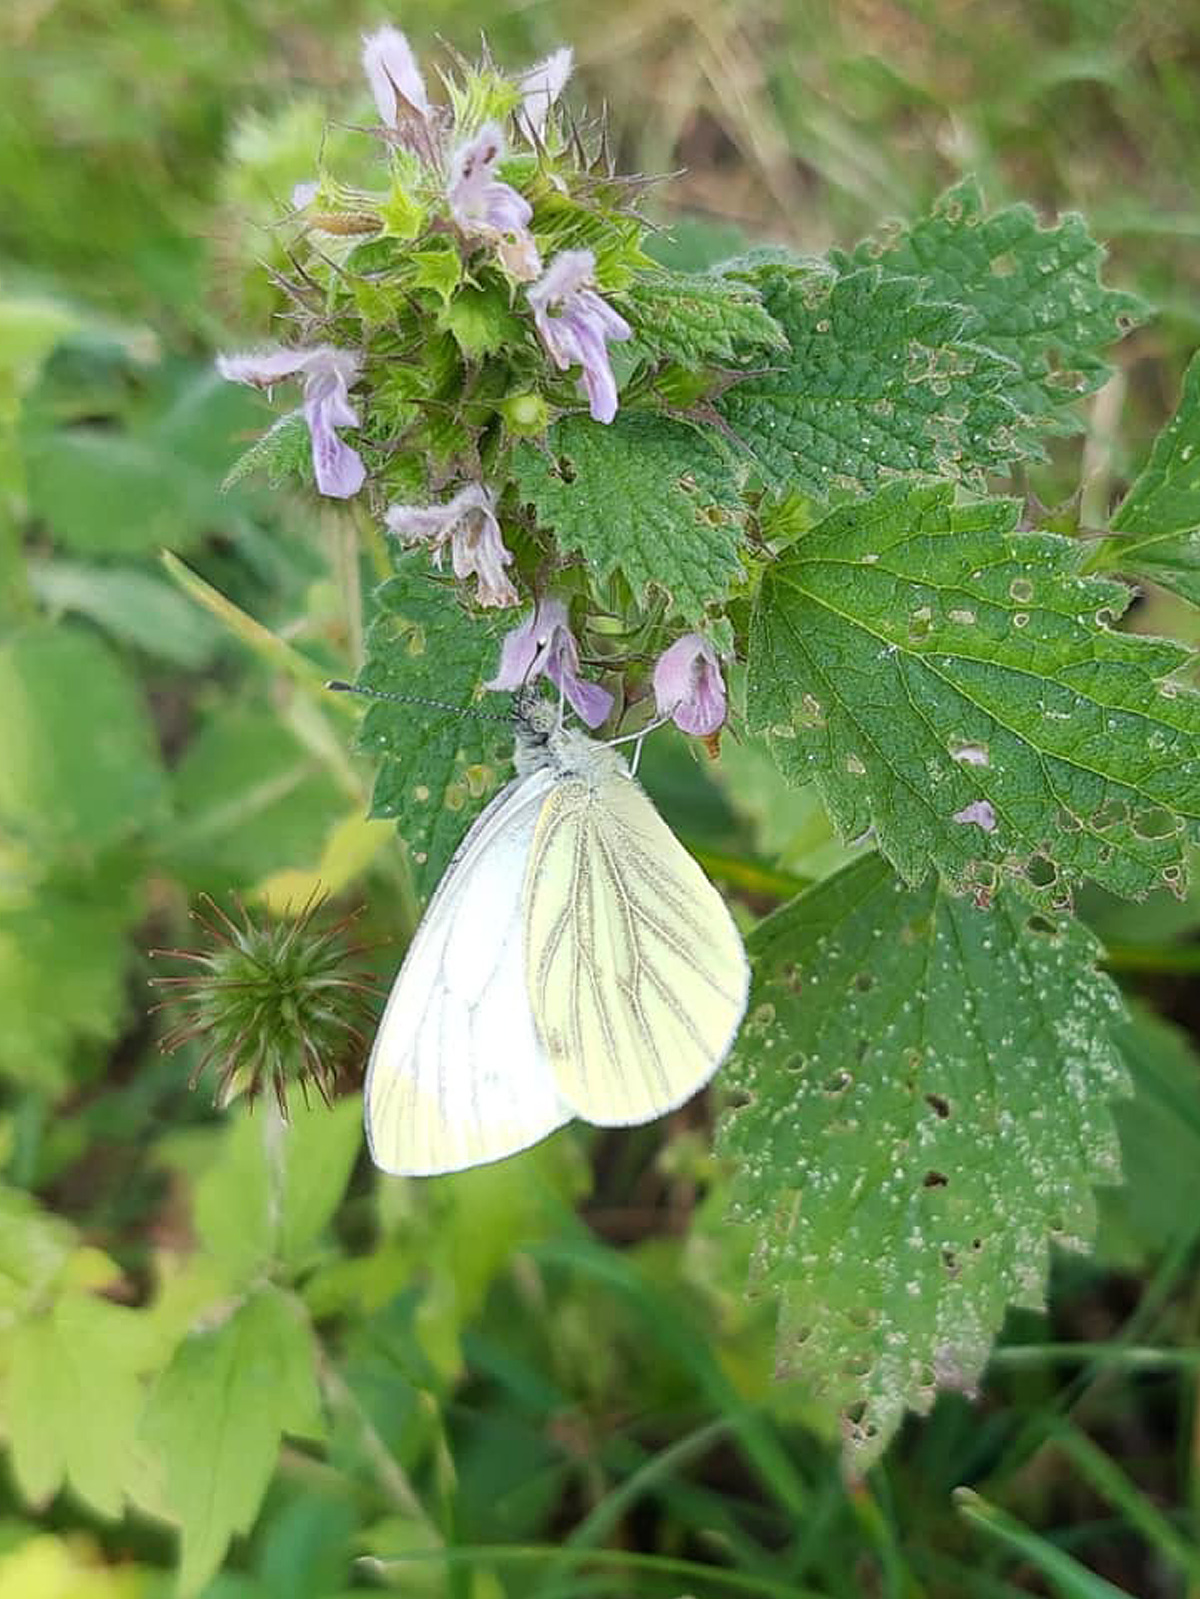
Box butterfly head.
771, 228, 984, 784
510, 687, 559, 774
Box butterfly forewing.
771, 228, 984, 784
523, 772, 749, 1124
366, 770, 571, 1175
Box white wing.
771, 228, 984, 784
366, 769, 571, 1175
524, 771, 749, 1125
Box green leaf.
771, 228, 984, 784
0, 858, 142, 1090
0, 1187, 74, 1332
1096, 349, 1200, 606
624, 270, 787, 367
710, 734, 859, 880
0, 293, 80, 401
1096, 1007, 1200, 1270
841, 179, 1145, 431
0, 625, 165, 856
164, 706, 343, 891
23, 364, 263, 557
747, 480, 1200, 903
193, 1094, 364, 1284
362, 557, 513, 901
141, 1286, 322, 1597
717, 853, 1127, 1468
513, 413, 745, 622
28, 558, 223, 667
716, 259, 1028, 496
2, 1292, 152, 1518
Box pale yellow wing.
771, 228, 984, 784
366, 769, 572, 1175
523, 772, 749, 1124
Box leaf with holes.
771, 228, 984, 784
623, 269, 788, 368
715, 258, 1030, 496
747, 480, 1200, 903
840, 179, 1145, 432
1095, 349, 1200, 607
717, 852, 1127, 1469
362, 556, 513, 901
513, 413, 745, 622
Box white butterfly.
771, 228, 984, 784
365, 693, 750, 1175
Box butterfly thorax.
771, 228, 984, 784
511, 693, 629, 787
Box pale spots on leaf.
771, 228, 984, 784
717, 855, 1128, 1469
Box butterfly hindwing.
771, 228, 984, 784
523, 771, 749, 1124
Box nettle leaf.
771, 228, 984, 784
1098, 350, 1200, 607
716, 259, 1029, 496
142, 1286, 322, 1597
363, 556, 513, 900
718, 853, 1127, 1468
747, 481, 1200, 903
624, 269, 788, 368
513, 413, 745, 622
841, 179, 1145, 431
3, 1292, 153, 1519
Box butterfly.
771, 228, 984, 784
364, 691, 750, 1175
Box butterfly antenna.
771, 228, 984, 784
325, 680, 513, 723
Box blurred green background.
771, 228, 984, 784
3, 1, 1200, 1596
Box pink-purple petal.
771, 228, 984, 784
361, 25, 429, 126
517, 46, 573, 139
653, 635, 727, 736
304, 397, 366, 498
528, 251, 631, 423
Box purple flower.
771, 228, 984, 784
385, 483, 519, 609
447, 123, 541, 281
517, 46, 573, 140
291, 179, 319, 210
653, 635, 727, 736
216, 345, 366, 499
361, 25, 430, 127
486, 599, 613, 727
528, 250, 632, 424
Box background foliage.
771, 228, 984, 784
3, 2, 1200, 1596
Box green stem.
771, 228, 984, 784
318, 1356, 441, 1539
160, 549, 355, 714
